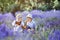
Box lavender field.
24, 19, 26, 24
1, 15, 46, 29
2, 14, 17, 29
0, 10, 60, 40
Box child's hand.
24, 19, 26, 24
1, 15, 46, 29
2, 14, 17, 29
27, 29, 31, 32
31, 29, 34, 31
22, 26, 27, 29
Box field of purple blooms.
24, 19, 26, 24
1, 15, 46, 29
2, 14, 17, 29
0, 10, 60, 40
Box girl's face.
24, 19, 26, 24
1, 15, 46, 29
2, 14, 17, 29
18, 17, 22, 22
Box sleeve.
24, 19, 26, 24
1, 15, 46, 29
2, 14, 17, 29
33, 21, 36, 29
21, 21, 24, 26
12, 20, 16, 26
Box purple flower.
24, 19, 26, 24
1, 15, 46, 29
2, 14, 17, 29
3, 13, 15, 20
0, 23, 13, 38
0, 23, 8, 38
30, 10, 44, 18
48, 29, 60, 40
22, 11, 30, 20
30, 10, 42, 15
0, 14, 4, 23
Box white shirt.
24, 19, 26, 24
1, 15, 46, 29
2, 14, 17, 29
12, 20, 24, 32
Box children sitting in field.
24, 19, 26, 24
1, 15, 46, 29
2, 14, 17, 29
12, 14, 36, 33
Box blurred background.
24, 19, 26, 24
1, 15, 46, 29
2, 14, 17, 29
0, 0, 60, 13
0, 0, 60, 40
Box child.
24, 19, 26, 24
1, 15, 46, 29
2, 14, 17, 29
23, 14, 36, 33
12, 14, 24, 33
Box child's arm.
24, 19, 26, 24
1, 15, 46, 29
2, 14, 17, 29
12, 20, 16, 26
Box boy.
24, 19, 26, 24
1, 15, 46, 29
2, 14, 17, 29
23, 14, 36, 33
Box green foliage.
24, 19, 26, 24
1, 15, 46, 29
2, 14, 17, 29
37, 3, 52, 11
0, 0, 15, 12
0, 0, 60, 12
53, 0, 60, 9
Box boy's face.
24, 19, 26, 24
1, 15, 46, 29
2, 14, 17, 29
18, 17, 22, 22
26, 17, 32, 22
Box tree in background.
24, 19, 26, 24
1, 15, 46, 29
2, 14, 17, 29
0, 0, 60, 13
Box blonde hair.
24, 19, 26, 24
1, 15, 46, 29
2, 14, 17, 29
16, 14, 22, 18
16, 14, 22, 21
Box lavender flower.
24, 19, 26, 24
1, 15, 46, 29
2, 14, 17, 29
48, 29, 60, 40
